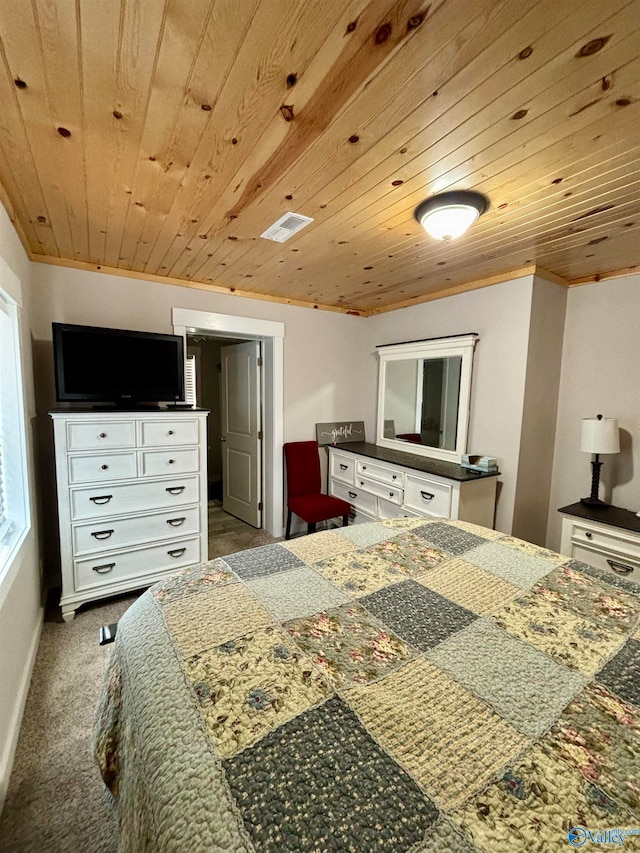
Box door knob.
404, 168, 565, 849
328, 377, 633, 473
220, 436, 227, 441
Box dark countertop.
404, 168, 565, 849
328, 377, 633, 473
50, 407, 210, 414
332, 442, 500, 483
559, 502, 640, 534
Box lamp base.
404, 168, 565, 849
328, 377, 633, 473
580, 496, 610, 508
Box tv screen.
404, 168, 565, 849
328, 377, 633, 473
53, 323, 185, 405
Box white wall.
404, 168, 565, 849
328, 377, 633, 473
0, 207, 42, 812
546, 275, 640, 551
365, 277, 536, 533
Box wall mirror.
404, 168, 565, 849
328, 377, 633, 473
376, 333, 478, 463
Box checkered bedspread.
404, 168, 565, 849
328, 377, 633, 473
94, 517, 640, 852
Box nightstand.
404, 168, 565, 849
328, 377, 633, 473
558, 502, 640, 583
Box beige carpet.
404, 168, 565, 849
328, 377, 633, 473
0, 506, 276, 852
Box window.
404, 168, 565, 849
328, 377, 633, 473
0, 285, 30, 579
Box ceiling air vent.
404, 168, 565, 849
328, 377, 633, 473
260, 211, 313, 242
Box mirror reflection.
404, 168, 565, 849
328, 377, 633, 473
383, 356, 462, 451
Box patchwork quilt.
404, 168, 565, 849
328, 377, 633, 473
94, 517, 640, 852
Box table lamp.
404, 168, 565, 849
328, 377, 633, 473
580, 414, 619, 507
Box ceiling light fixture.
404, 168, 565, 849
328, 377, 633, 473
414, 191, 488, 241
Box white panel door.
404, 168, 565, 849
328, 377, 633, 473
221, 341, 262, 527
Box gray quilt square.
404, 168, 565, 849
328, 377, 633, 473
566, 558, 640, 597
245, 567, 349, 622
359, 579, 477, 650
337, 521, 399, 548
463, 542, 553, 590
412, 522, 486, 555
222, 543, 305, 580
596, 639, 640, 706
223, 696, 438, 852
427, 619, 588, 737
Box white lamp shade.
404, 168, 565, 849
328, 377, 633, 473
418, 204, 480, 241
580, 417, 620, 454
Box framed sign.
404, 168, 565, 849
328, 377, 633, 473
316, 421, 365, 446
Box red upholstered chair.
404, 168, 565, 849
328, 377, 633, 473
284, 441, 351, 540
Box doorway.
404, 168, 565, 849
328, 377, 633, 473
172, 308, 285, 541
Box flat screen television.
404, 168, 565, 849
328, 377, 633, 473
53, 323, 185, 406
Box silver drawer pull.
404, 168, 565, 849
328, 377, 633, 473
585, 531, 593, 539
92, 563, 115, 574
166, 517, 186, 527
168, 547, 186, 558
607, 559, 634, 576
421, 491, 435, 501
91, 529, 114, 540
99, 432, 107, 438
166, 486, 185, 495
348, 491, 357, 499
89, 494, 112, 504
339, 464, 348, 471
101, 464, 109, 470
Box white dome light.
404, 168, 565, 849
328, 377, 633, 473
414, 191, 488, 241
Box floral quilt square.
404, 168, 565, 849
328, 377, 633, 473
223, 696, 439, 852
378, 516, 431, 531
447, 519, 504, 541
427, 619, 587, 738
281, 530, 358, 564
344, 658, 529, 810
313, 550, 410, 596
184, 625, 332, 758
359, 579, 478, 651
544, 683, 640, 819
222, 543, 305, 580
151, 559, 236, 605
456, 744, 638, 853
412, 522, 487, 556
284, 603, 414, 687
530, 565, 640, 634
162, 584, 273, 658
365, 532, 448, 576
490, 595, 625, 676
463, 542, 555, 590
245, 566, 348, 622
596, 639, 640, 707
417, 559, 521, 616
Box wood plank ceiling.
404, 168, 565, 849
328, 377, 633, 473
0, 0, 638, 314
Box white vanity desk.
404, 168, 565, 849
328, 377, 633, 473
329, 442, 498, 529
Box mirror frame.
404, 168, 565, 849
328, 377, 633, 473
376, 333, 478, 463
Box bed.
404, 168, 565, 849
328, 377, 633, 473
94, 517, 640, 852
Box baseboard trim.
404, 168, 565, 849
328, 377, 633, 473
0, 608, 43, 815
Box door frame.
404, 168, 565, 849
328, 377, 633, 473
172, 308, 284, 538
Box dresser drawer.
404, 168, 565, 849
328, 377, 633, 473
330, 452, 355, 485
70, 476, 200, 520
139, 419, 199, 447
404, 473, 451, 517
356, 474, 403, 506
377, 498, 421, 520
356, 459, 404, 488
140, 448, 199, 477
69, 452, 137, 484
67, 421, 135, 451
72, 506, 200, 556
570, 522, 640, 561
330, 480, 377, 516
572, 543, 640, 584
74, 537, 200, 592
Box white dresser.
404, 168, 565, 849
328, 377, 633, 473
559, 503, 640, 584
328, 443, 498, 529
50, 409, 208, 621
